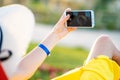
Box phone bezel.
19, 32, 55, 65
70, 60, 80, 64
66, 10, 95, 28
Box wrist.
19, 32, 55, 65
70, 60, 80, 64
41, 32, 59, 51
50, 31, 60, 41
51, 28, 65, 40
38, 44, 50, 56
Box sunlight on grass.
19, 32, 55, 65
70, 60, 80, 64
45, 46, 88, 69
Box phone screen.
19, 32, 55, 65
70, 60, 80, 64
66, 10, 94, 27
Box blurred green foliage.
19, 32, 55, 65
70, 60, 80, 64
27, 0, 120, 30
1, 0, 120, 30
27, 1, 61, 25
94, 0, 120, 30
45, 46, 88, 69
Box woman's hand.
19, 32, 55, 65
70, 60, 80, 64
52, 8, 77, 40
10, 8, 77, 80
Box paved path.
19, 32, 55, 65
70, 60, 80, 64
32, 24, 120, 50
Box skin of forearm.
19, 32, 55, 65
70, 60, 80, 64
10, 32, 60, 80
41, 31, 60, 51
10, 8, 72, 79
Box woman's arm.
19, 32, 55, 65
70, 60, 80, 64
10, 8, 76, 80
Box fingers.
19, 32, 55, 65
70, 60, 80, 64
68, 27, 77, 32
59, 8, 71, 23
65, 8, 71, 12
61, 14, 70, 23
60, 8, 77, 32
61, 13, 77, 32
61, 8, 71, 18
60, 8, 71, 23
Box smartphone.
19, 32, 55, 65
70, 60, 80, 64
66, 10, 95, 28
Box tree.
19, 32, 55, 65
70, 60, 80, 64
94, 0, 119, 30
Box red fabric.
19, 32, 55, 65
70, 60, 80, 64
0, 62, 8, 80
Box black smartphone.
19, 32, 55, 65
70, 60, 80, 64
66, 10, 95, 28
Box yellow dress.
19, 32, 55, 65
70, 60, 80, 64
52, 55, 120, 80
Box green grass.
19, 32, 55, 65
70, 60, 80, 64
27, 42, 89, 80
45, 46, 88, 69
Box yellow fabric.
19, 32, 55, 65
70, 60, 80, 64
52, 55, 120, 80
